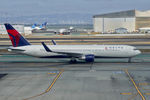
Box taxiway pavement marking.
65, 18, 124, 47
124, 69, 146, 100
144, 93, 150, 95
24, 70, 64, 100
48, 73, 57, 75
45, 69, 63, 92
128, 93, 138, 100
139, 82, 149, 86
120, 93, 132, 95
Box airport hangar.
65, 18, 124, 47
93, 10, 150, 33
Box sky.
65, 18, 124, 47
0, 0, 150, 16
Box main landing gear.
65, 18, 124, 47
70, 57, 77, 63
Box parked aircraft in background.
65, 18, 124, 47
31, 22, 47, 30
4, 23, 141, 63
31, 23, 37, 29
138, 27, 150, 33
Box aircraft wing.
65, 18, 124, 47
50, 51, 82, 57
41, 42, 82, 57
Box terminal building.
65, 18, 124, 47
93, 10, 150, 33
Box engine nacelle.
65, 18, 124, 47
80, 54, 95, 62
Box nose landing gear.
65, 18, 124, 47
128, 58, 132, 63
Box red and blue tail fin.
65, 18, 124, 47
4, 23, 30, 47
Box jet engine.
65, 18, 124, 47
80, 54, 95, 62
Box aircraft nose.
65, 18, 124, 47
135, 50, 141, 55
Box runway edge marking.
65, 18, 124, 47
24, 69, 64, 100
124, 69, 146, 100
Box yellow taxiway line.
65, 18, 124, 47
124, 69, 146, 100
45, 70, 64, 92
120, 92, 132, 95
48, 73, 57, 75
128, 93, 138, 100
144, 93, 150, 95
139, 82, 149, 86
24, 70, 64, 100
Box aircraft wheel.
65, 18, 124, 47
128, 58, 132, 63
70, 58, 77, 63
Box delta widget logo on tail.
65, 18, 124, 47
4, 23, 30, 47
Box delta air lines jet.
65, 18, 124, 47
4, 23, 141, 63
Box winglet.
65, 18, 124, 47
41, 42, 52, 52
52, 40, 56, 45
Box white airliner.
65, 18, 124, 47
31, 22, 47, 30
5, 23, 141, 63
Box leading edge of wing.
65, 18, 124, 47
41, 42, 82, 56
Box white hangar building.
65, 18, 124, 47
93, 10, 150, 33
